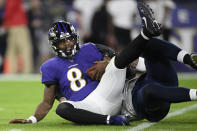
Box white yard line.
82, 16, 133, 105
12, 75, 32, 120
0, 74, 40, 81
9, 129, 22, 131
0, 73, 196, 82
0, 107, 4, 111
178, 73, 197, 80
125, 104, 197, 131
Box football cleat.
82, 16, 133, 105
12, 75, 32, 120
190, 53, 197, 70
137, 2, 162, 38
109, 115, 130, 126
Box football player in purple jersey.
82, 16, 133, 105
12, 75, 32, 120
9, 19, 134, 125
9, 2, 197, 126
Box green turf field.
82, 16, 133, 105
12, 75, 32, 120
0, 78, 197, 131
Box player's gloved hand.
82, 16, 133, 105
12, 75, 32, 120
86, 57, 110, 81
9, 119, 32, 124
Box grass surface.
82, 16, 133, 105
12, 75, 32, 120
0, 78, 197, 131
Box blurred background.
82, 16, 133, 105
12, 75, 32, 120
0, 0, 196, 75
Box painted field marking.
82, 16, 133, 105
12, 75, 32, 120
0, 73, 196, 82
125, 104, 197, 131
0, 74, 40, 81
9, 129, 22, 131
0, 107, 4, 111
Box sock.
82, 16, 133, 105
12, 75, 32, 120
177, 50, 188, 63
177, 50, 196, 68
115, 34, 148, 69
106, 115, 111, 124
189, 89, 197, 100
183, 54, 195, 66
176, 49, 196, 69
141, 30, 150, 40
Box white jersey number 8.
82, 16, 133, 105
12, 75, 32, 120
67, 68, 87, 91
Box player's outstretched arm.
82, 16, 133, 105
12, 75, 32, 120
9, 85, 56, 124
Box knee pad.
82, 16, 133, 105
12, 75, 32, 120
56, 102, 74, 116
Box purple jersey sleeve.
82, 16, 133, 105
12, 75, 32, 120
40, 58, 59, 85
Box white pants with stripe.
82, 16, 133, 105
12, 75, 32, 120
64, 57, 126, 115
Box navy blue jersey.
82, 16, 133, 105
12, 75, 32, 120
40, 43, 103, 101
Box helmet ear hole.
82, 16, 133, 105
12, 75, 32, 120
48, 21, 80, 59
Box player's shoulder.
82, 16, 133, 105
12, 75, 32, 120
77, 42, 102, 59
78, 42, 99, 54
41, 56, 61, 69
80, 42, 96, 49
